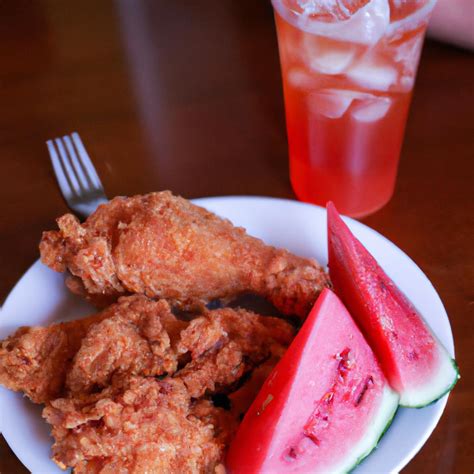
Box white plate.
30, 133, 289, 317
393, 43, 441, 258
0, 196, 454, 474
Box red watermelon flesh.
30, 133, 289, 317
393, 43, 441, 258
327, 202, 459, 407
226, 289, 399, 473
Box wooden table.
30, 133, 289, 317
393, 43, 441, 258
0, 1, 472, 472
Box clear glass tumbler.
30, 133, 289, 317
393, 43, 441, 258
271, 0, 437, 217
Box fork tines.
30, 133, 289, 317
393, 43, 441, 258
46, 132, 108, 218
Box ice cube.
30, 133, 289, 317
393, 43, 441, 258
300, 33, 355, 75
310, 89, 372, 119
310, 90, 353, 119
393, 35, 424, 74
301, 32, 321, 67
296, 0, 370, 21
351, 96, 392, 122
346, 57, 398, 91
332, 89, 374, 101
309, 48, 356, 75
295, 0, 390, 45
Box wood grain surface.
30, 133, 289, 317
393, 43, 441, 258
0, 1, 472, 473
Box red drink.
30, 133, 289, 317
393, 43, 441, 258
272, 0, 437, 216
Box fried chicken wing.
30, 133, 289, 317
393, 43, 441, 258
43, 376, 235, 473
40, 191, 330, 317
0, 313, 102, 403
0, 296, 183, 403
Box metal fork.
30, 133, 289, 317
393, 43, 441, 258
46, 132, 108, 219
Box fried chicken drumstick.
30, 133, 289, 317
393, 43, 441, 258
40, 191, 329, 317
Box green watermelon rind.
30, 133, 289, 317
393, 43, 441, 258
347, 358, 459, 472
346, 393, 400, 473
400, 357, 460, 409
330, 383, 400, 473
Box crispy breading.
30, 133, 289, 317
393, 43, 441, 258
42, 305, 293, 472
176, 308, 294, 398
0, 296, 183, 403
66, 297, 186, 394
0, 297, 294, 405
40, 191, 330, 317
43, 376, 234, 473
0, 313, 102, 403
67, 304, 294, 399
1, 295, 295, 472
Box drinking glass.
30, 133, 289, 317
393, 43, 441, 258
271, 0, 437, 217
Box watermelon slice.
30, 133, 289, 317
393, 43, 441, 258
327, 202, 459, 408
226, 289, 399, 473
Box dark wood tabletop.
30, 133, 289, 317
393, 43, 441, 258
0, 1, 472, 473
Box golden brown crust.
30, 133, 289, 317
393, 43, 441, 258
1, 292, 295, 472
0, 296, 181, 403
66, 297, 186, 395
0, 295, 294, 409
228, 345, 287, 419
11, 190, 321, 473
40, 191, 330, 317
176, 308, 294, 398
36, 303, 294, 472
0, 313, 103, 403
44, 376, 229, 473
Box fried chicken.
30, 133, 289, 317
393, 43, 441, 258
66, 296, 186, 395
43, 376, 237, 473
1, 292, 296, 472
0, 296, 183, 403
176, 307, 294, 398
68, 303, 293, 400
39, 308, 293, 473
0, 312, 103, 403
40, 191, 330, 318
0, 296, 293, 404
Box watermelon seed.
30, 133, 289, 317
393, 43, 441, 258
335, 348, 353, 381
284, 447, 298, 462
304, 431, 320, 446
354, 376, 374, 406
